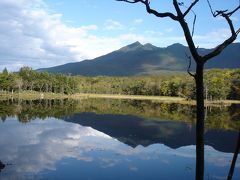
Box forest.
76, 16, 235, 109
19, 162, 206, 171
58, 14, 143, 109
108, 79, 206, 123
0, 67, 240, 100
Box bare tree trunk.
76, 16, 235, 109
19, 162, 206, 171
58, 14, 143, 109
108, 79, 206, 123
116, 1, 240, 180
195, 63, 205, 180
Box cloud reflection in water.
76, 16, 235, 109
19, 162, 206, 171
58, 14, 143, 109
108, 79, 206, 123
0, 117, 239, 180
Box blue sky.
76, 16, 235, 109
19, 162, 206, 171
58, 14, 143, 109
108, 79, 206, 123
0, 0, 239, 71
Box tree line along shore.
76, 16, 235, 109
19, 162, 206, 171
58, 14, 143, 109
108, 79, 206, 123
0, 67, 240, 102
0, 98, 239, 131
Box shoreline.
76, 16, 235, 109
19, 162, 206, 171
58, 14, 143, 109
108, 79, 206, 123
1, 92, 240, 105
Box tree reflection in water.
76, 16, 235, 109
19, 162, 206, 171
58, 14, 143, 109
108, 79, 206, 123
0, 161, 5, 172
196, 119, 204, 180
228, 131, 240, 180
196, 127, 239, 180
0, 99, 239, 179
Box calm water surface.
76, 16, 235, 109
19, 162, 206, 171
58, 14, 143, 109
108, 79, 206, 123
0, 99, 239, 180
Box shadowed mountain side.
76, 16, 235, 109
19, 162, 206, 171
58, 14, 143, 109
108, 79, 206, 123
63, 112, 238, 153
38, 42, 240, 76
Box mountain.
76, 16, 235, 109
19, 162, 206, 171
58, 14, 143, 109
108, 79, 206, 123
38, 42, 240, 76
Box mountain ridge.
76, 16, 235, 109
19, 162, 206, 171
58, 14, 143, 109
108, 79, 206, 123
38, 42, 240, 76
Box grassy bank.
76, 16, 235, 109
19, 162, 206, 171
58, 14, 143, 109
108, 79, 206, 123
71, 93, 185, 102
70, 93, 240, 105
1, 91, 240, 105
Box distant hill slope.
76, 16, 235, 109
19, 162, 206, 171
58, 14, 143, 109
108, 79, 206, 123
38, 42, 240, 76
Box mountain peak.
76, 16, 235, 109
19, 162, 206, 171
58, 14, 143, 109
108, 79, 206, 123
167, 43, 185, 49
143, 43, 158, 50
119, 41, 143, 52
120, 42, 158, 51
129, 41, 142, 47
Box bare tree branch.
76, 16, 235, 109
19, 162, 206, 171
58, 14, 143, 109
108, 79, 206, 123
185, 52, 196, 78
204, 0, 240, 62
203, 34, 237, 62
116, 0, 143, 4
227, 5, 240, 16
192, 14, 197, 37
118, 0, 239, 64
173, 0, 183, 17
116, 0, 178, 20
206, 0, 215, 16
116, 2, 240, 179
179, 2, 198, 37
236, 28, 240, 35
183, 0, 199, 17
173, 0, 201, 62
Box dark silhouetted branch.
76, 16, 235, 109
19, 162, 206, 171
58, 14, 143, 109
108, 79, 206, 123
183, 0, 199, 17
116, 0, 143, 3
116, 0, 178, 20
180, 2, 198, 37
117, 1, 240, 180
173, 0, 201, 62
203, 31, 237, 62
185, 53, 196, 78
236, 28, 240, 35
206, 0, 215, 17
192, 14, 196, 37
204, 0, 240, 62
226, 1, 240, 16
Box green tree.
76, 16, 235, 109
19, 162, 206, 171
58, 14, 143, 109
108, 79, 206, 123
2, 68, 8, 76
229, 70, 240, 100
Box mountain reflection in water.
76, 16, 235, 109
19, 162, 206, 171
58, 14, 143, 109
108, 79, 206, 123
0, 99, 239, 179
64, 112, 238, 153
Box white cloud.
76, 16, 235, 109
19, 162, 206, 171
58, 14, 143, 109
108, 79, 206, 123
0, 1, 141, 71
119, 33, 145, 42
231, 16, 239, 22
142, 28, 240, 49
165, 28, 173, 32
193, 28, 234, 48
1, 0, 238, 72
104, 19, 124, 30
216, 16, 239, 22
0, 0, 98, 71
144, 30, 163, 36
133, 18, 143, 25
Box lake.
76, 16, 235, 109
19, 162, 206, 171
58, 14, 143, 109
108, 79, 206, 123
0, 99, 239, 179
